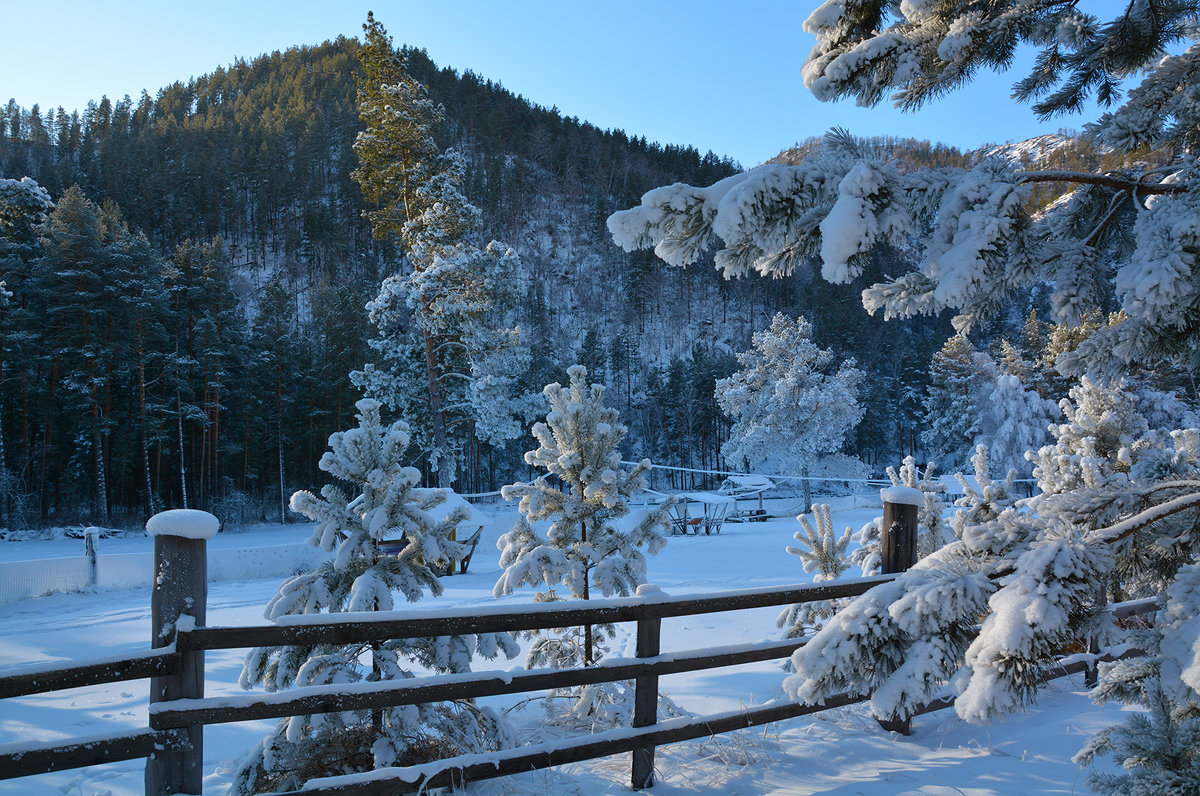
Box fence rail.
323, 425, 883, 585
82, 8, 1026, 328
0, 506, 1158, 795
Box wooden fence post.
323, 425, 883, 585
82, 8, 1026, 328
84, 527, 99, 587
144, 509, 217, 796
878, 487, 920, 736
632, 585, 664, 789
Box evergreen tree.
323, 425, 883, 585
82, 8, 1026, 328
494, 365, 673, 725
786, 377, 1200, 789
234, 399, 518, 793
352, 17, 529, 488
974, 373, 1060, 478
0, 177, 52, 529
921, 334, 987, 473
251, 277, 302, 524
716, 313, 865, 506
777, 504, 853, 638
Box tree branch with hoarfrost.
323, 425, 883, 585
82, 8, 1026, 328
784, 379, 1200, 793
608, 2, 1200, 374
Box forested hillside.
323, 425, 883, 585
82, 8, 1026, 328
1, 36, 953, 530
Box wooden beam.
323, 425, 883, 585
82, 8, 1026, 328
181, 575, 897, 652
265, 693, 868, 796
0, 648, 178, 698
0, 728, 189, 780
151, 638, 808, 729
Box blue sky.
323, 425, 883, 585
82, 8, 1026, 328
2, 1, 1123, 167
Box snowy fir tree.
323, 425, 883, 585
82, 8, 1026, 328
351, 15, 530, 487
494, 365, 674, 727
715, 312, 864, 506
232, 399, 518, 794
778, 504, 854, 638
974, 372, 1060, 478
920, 334, 988, 473
608, 2, 1200, 376
949, 445, 1021, 544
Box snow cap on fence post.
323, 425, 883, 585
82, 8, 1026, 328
879, 485, 923, 507
146, 508, 219, 539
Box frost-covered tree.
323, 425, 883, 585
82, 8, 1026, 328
974, 373, 1060, 478
715, 313, 864, 506
608, 2, 1200, 375
233, 399, 518, 794
351, 15, 529, 487
778, 504, 854, 638
784, 378, 1200, 790
950, 445, 1021, 543
921, 334, 988, 472
495, 365, 673, 725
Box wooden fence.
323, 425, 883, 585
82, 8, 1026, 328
0, 502, 1155, 796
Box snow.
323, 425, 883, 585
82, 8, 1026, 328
880, 486, 924, 507
0, 495, 1131, 794
145, 510, 219, 540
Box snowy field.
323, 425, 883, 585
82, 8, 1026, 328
0, 495, 1129, 795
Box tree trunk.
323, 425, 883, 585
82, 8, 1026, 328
422, 328, 452, 488
177, 391, 188, 510
801, 465, 813, 513
92, 402, 108, 524
0, 401, 9, 530
582, 519, 594, 666
137, 324, 155, 519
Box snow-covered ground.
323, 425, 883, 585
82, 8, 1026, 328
0, 496, 1128, 794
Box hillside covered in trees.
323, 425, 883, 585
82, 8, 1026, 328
3, 34, 995, 530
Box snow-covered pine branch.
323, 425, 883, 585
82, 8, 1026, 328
786, 377, 1200, 790
778, 504, 855, 638
609, 2, 1200, 373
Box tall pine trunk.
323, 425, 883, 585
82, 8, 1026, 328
0, 401, 9, 530
422, 328, 451, 489
136, 323, 155, 519
581, 519, 594, 666
176, 391, 188, 509
92, 402, 108, 524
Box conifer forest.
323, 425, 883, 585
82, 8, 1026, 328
0, 35, 957, 529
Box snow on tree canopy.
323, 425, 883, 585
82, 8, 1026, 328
145, 509, 219, 540
494, 364, 675, 727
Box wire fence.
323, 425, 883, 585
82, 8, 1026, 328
0, 542, 329, 606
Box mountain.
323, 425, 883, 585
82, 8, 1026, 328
0, 37, 948, 527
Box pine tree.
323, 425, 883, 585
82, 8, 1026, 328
0, 177, 53, 530
974, 373, 1060, 479
234, 399, 518, 794
494, 365, 673, 726
785, 377, 1200, 788
777, 504, 853, 638
921, 334, 987, 473
351, 17, 529, 487
715, 313, 864, 506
